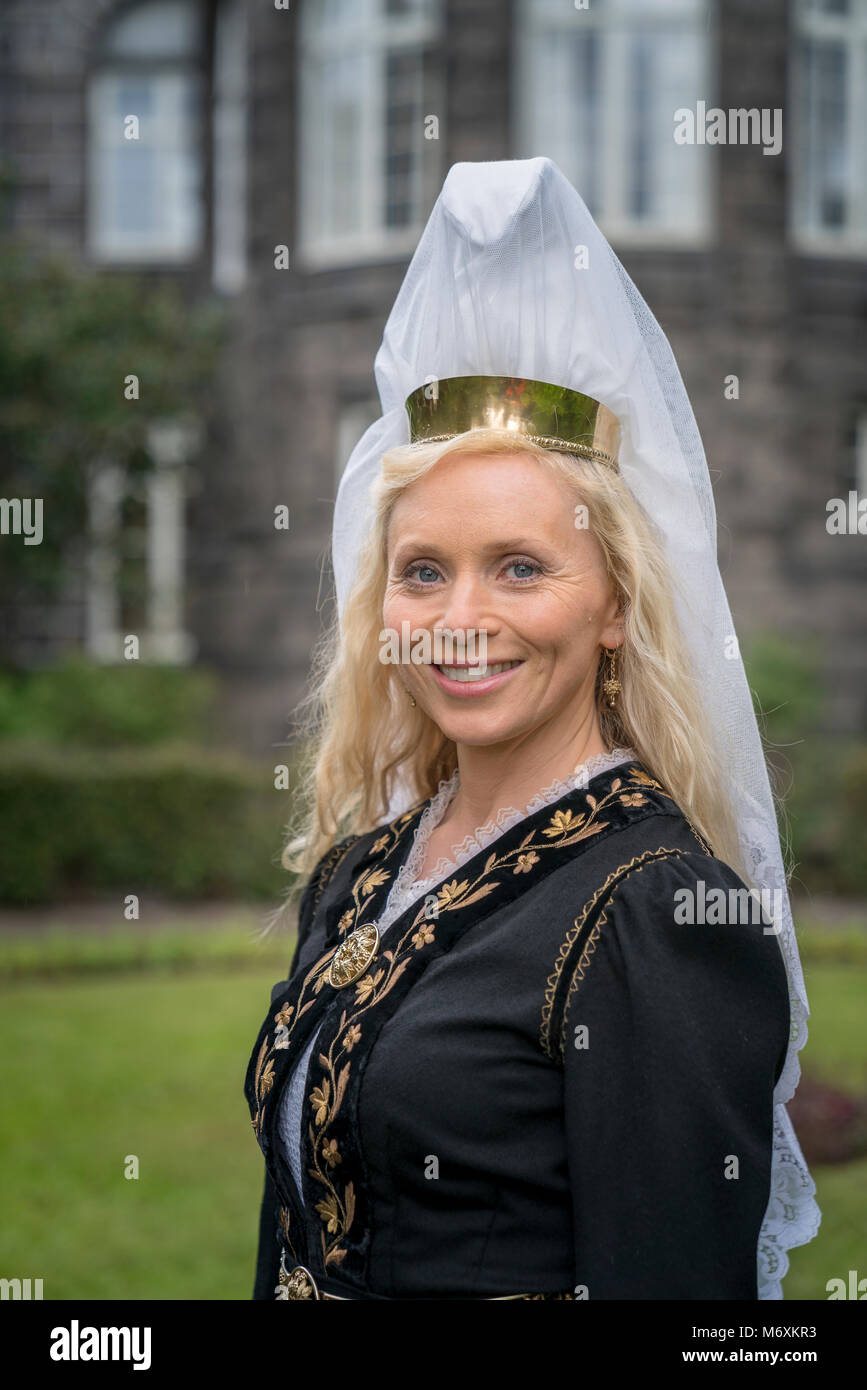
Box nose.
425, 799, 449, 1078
435, 570, 500, 654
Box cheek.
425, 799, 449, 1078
515, 585, 604, 637
382, 589, 412, 627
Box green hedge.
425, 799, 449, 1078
0, 656, 219, 746
784, 741, 867, 898
0, 742, 295, 904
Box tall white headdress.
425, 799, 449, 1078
331, 157, 820, 1297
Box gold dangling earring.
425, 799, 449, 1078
602, 646, 621, 708
404, 686, 417, 708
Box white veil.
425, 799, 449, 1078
331, 157, 820, 1298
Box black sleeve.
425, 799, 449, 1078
252, 1166, 282, 1301
249, 838, 356, 1299
561, 851, 790, 1300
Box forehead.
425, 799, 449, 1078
388, 451, 574, 531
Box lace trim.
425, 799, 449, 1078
377, 747, 638, 936
740, 799, 821, 1299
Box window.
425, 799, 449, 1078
790, 0, 867, 254
515, 0, 715, 247
297, 0, 443, 267
88, 0, 206, 263
86, 419, 199, 663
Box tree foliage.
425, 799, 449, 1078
0, 237, 226, 599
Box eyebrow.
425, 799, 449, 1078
390, 537, 551, 559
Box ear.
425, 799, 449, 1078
599, 591, 625, 650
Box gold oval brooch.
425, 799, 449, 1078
328, 922, 380, 988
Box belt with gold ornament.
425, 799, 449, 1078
277, 1254, 576, 1301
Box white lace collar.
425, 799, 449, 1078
378, 746, 637, 935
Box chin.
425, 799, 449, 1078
430, 712, 532, 746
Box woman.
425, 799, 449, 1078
244, 158, 819, 1300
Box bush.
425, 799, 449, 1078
741, 630, 825, 749
785, 739, 867, 898
740, 632, 867, 896
0, 741, 296, 904
0, 655, 219, 746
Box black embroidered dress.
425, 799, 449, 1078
244, 759, 790, 1301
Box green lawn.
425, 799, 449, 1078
797, 959, 867, 1091
0, 924, 863, 1300
0, 963, 287, 1299
784, 1157, 867, 1300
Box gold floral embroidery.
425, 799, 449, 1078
629, 769, 661, 788
315, 1193, 341, 1234
359, 866, 390, 898
310, 835, 362, 920
324, 812, 420, 947
310, 1081, 331, 1126
354, 968, 385, 1003
544, 808, 585, 836
249, 808, 422, 1152
514, 851, 539, 874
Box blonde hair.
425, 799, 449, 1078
276, 427, 748, 921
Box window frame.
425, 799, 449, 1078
295, 0, 443, 270
85, 0, 210, 268
513, 0, 717, 250
789, 0, 867, 258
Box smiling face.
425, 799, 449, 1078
383, 450, 623, 750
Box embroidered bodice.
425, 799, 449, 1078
277, 746, 637, 1195
246, 750, 802, 1301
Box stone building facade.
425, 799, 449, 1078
1, 0, 865, 751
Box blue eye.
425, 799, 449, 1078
505, 560, 542, 581
404, 564, 440, 585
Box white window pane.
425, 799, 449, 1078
627, 30, 708, 228
307, 0, 362, 36
100, 0, 201, 60
524, 31, 601, 212
319, 53, 364, 237
89, 71, 203, 259
791, 0, 867, 251
806, 40, 848, 228
299, 0, 442, 262
112, 145, 157, 235
115, 77, 155, 118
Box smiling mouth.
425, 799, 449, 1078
434, 660, 523, 683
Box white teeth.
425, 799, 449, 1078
437, 661, 522, 682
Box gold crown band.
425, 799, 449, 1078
404, 375, 621, 471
